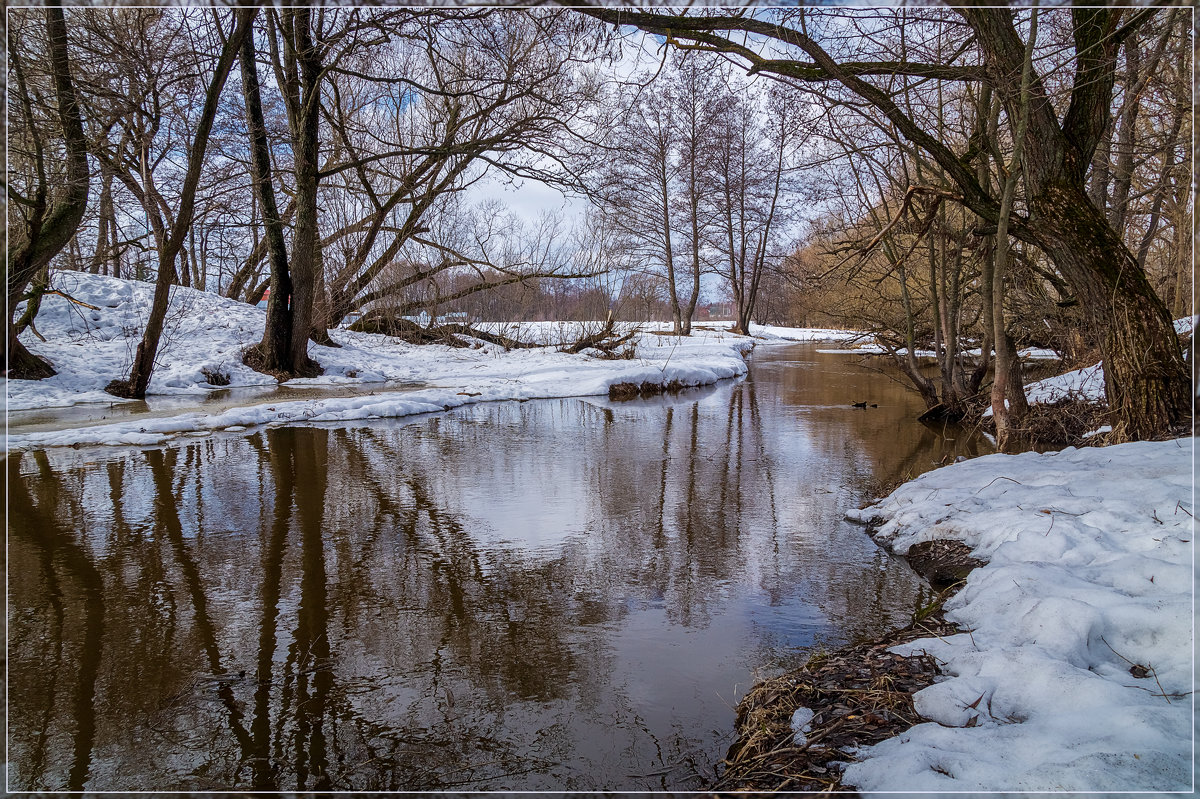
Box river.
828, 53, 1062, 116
7, 343, 989, 791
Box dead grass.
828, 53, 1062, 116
716, 593, 962, 792
200, 366, 230, 386
976, 393, 1110, 449
1016, 395, 1111, 447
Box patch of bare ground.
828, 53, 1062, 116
608, 378, 687, 400
716, 594, 962, 793
904, 540, 984, 589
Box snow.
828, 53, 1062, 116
982, 362, 1108, 417
979, 359, 1099, 417
790, 706, 816, 747
7, 272, 852, 450
745, 323, 864, 343
844, 438, 1194, 792
1022, 362, 1107, 405
816, 343, 1060, 360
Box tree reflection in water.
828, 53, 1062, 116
8, 344, 985, 790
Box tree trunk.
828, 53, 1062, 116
239, 7, 297, 375
658, 162, 683, 336
267, 8, 321, 377
286, 99, 322, 375
5, 5, 90, 379
1031, 181, 1189, 439
109, 11, 250, 398
88, 165, 115, 275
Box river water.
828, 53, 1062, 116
8, 343, 988, 791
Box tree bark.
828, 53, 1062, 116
1030, 181, 1189, 439
283, 9, 322, 375
989, 6, 1036, 452
239, 7, 296, 375
252, 8, 322, 377
971, 6, 1188, 439
6, 6, 91, 379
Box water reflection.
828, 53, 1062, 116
8, 344, 983, 791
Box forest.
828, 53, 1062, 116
9, 6, 1193, 447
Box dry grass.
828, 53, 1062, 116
200, 366, 231, 386
1014, 395, 1111, 447
716, 593, 961, 793
609, 379, 687, 400
976, 393, 1111, 449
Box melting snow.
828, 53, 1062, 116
7, 271, 857, 450
845, 438, 1194, 792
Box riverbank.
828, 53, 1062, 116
722, 436, 1193, 792
7, 271, 858, 450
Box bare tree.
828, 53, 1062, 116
6, 6, 90, 378
581, 7, 1189, 440
86, 9, 250, 398
712, 83, 801, 336
242, 7, 325, 377
669, 53, 727, 335
237, 7, 303, 375
591, 76, 684, 331
588, 52, 728, 335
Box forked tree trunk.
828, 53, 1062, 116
238, 7, 295, 375
253, 8, 321, 377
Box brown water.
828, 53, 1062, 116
7, 344, 989, 791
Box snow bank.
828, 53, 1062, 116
745, 323, 864, 343
1022, 362, 1107, 405
844, 438, 1193, 792
816, 343, 1060, 360
8, 271, 758, 449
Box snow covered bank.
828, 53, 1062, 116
745, 323, 864, 343
844, 438, 1193, 791
816, 342, 1061, 360
7, 272, 855, 450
